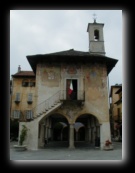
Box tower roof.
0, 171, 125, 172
12, 71, 35, 77
87, 22, 104, 32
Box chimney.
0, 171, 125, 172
18, 65, 21, 72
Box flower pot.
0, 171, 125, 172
103, 144, 113, 150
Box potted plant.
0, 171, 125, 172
103, 139, 113, 150
105, 140, 112, 146
14, 125, 28, 151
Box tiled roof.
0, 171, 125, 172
12, 71, 35, 77
42, 49, 93, 56
27, 49, 105, 56
27, 49, 118, 75
115, 86, 122, 94
109, 84, 122, 97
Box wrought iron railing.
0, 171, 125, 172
60, 90, 85, 101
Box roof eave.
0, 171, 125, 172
27, 54, 118, 75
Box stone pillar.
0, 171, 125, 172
19, 121, 39, 150
100, 122, 112, 150
69, 124, 75, 149
39, 124, 45, 147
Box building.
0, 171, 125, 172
10, 66, 36, 122
10, 19, 118, 150
109, 84, 122, 141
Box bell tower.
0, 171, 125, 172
87, 14, 106, 56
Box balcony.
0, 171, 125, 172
60, 90, 85, 101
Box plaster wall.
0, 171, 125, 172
36, 62, 109, 124
11, 77, 36, 120
19, 121, 39, 150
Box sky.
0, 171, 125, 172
10, 10, 122, 88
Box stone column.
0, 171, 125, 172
69, 124, 75, 149
100, 122, 112, 150
39, 124, 45, 147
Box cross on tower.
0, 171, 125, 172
93, 13, 97, 23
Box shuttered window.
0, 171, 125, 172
26, 110, 33, 119
13, 110, 20, 119
15, 93, 20, 102
27, 93, 33, 103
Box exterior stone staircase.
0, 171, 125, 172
31, 90, 85, 120
32, 91, 63, 119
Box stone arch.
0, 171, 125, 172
74, 113, 100, 147
75, 113, 100, 124
38, 111, 69, 124
38, 112, 69, 148
51, 111, 70, 123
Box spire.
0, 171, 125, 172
93, 13, 97, 23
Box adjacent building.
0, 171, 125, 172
109, 84, 122, 141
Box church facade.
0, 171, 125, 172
10, 19, 118, 150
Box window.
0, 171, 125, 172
27, 93, 33, 104
26, 110, 33, 119
13, 110, 20, 119
15, 93, 20, 103
22, 79, 29, 87
22, 79, 35, 87
29, 81, 35, 87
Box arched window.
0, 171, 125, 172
94, 30, 99, 41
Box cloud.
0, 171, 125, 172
10, 10, 122, 87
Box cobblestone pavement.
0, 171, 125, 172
10, 141, 122, 161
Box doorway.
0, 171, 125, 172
66, 79, 77, 100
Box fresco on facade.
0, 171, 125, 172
61, 64, 82, 75
38, 64, 60, 87
85, 64, 107, 99
85, 64, 106, 88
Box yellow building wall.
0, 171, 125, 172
11, 77, 36, 121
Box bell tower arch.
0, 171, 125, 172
87, 14, 106, 56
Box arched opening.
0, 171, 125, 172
38, 113, 69, 148
74, 122, 85, 141
78, 126, 85, 141
53, 122, 68, 141
75, 114, 100, 148
94, 29, 99, 41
